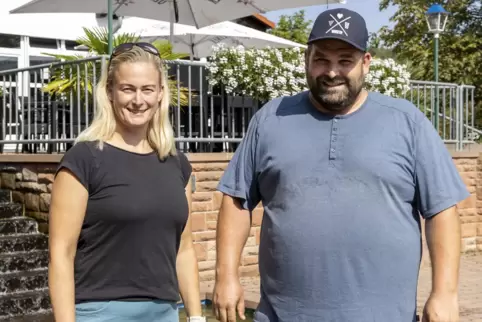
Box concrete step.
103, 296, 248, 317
0, 191, 11, 203
0, 204, 23, 219
0, 234, 48, 255
0, 218, 39, 236
0, 289, 50, 319
0, 269, 48, 294
0, 312, 53, 322
0, 250, 49, 274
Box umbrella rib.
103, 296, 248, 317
185, 0, 201, 28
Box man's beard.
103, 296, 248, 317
307, 71, 364, 112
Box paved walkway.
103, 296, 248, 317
202, 252, 482, 321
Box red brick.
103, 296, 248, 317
191, 162, 228, 172
206, 211, 218, 221
191, 213, 206, 232
213, 191, 224, 210
196, 182, 218, 192
458, 194, 476, 209
192, 192, 213, 202
251, 208, 263, 226
195, 171, 224, 182
206, 221, 217, 230
192, 201, 213, 212
199, 270, 215, 281
198, 260, 216, 272
193, 242, 207, 261
462, 223, 477, 238
242, 256, 258, 266
477, 223, 482, 236
239, 265, 259, 277
193, 231, 216, 242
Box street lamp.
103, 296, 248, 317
425, 3, 449, 131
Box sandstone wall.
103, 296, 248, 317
0, 152, 480, 281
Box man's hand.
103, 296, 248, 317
213, 276, 246, 322
422, 292, 459, 322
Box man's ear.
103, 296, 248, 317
362, 51, 372, 76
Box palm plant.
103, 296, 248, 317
42, 27, 191, 107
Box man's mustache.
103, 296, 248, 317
317, 76, 347, 86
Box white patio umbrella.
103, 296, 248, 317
10, 0, 346, 54
0, 13, 120, 42
116, 18, 306, 59
0, 0, 122, 41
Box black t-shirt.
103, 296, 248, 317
56, 141, 192, 303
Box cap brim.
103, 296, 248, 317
307, 36, 366, 52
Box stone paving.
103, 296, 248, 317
202, 252, 482, 321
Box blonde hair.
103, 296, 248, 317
75, 46, 176, 159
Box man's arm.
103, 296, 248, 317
213, 195, 251, 322
216, 195, 252, 279
422, 206, 462, 322
425, 206, 461, 295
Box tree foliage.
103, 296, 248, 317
378, 0, 482, 125
268, 10, 312, 44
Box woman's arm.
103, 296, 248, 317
176, 176, 203, 318
49, 168, 88, 322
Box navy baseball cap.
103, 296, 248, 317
307, 8, 369, 52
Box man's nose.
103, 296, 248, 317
326, 69, 339, 79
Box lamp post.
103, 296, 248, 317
425, 4, 449, 132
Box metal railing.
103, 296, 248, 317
405, 81, 477, 151
0, 56, 478, 153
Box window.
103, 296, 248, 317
29, 55, 56, 67
0, 56, 18, 71
0, 34, 21, 48
65, 40, 86, 51
29, 37, 59, 49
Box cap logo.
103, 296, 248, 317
327, 13, 351, 36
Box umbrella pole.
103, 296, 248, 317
108, 0, 113, 55
169, 0, 174, 45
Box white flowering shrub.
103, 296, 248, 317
206, 44, 411, 101
365, 58, 411, 98
206, 44, 307, 102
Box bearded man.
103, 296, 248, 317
212, 8, 467, 322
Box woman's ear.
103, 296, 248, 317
106, 84, 113, 102
157, 85, 164, 103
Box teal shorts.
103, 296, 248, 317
75, 300, 179, 322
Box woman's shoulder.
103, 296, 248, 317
62, 140, 100, 159
171, 150, 192, 186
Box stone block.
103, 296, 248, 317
24, 193, 39, 212
38, 173, 55, 184
22, 167, 38, 182
16, 182, 47, 193
1, 173, 16, 190
39, 194, 51, 213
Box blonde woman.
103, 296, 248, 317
48, 43, 205, 322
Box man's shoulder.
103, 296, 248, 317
367, 91, 425, 125
254, 91, 310, 124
